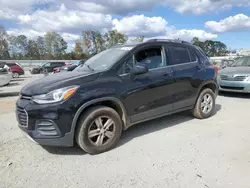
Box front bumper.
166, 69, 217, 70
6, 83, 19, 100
217, 78, 250, 93
16, 98, 76, 147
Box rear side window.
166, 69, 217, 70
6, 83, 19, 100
188, 49, 198, 62
169, 46, 191, 65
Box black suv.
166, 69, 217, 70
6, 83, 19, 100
16, 39, 218, 154
30, 61, 66, 74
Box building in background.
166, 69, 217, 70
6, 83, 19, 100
236, 49, 250, 56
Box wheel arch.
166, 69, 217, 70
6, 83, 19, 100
196, 80, 218, 100
71, 97, 128, 137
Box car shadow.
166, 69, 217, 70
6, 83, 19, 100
3, 82, 20, 87
0, 91, 20, 97
44, 104, 221, 156
42, 145, 86, 155
219, 91, 250, 99
118, 104, 221, 148
11, 79, 25, 82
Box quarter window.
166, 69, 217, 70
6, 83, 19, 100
169, 46, 191, 65
189, 49, 198, 62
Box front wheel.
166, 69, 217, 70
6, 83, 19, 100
192, 88, 216, 119
76, 106, 123, 154
12, 72, 19, 78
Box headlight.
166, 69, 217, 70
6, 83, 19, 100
32, 85, 79, 104
247, 77, 250, 81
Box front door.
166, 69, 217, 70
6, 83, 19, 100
119, 45, 175, 123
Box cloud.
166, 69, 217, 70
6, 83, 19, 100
113, 15, 168, 37
77, 0, 158, 15
74, 0, 250, 15
205, 14, 250, 33
17, 4, 113, 33
167, 29, 218, 41
7, 29, 45, 39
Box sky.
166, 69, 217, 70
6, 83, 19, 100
1, 0, 250, 51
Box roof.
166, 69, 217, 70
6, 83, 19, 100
111, 38, 193, 49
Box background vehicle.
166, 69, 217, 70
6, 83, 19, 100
6, 62, 25, 78
0, 61, 10, 72
217, 56, 250, 93
30, 62, 66, 74
53, 59, 87, 73
17, 39, 218, 154
0, 68, 12, 87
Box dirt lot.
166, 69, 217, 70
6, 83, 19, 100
0, 75, 250, 188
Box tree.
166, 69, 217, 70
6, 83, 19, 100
27, 40, 40, 59
93, 31, 106, 53
0, 26, 10, 59
16, 35, 28, 58
37, 36, 46, 59
132, 36, 144, 43
191, 37, 228, 57
104, 30, 128, 48
74, 41, 83, 59
45, 31, 68, 59
81, 30, 106, 54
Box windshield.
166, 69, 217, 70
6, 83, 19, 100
75, 47, 133, 72
229, 57, 250, 67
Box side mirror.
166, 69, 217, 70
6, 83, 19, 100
130, 63, 148, 76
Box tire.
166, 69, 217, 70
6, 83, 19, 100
12, 72, 19, 78
76, 106, 123, 154
192, 88, 216, 119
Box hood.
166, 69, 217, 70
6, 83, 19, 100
21, 71, 100, 96
219, 66, 250, 75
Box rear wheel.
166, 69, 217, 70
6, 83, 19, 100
12, 72, 19, 78
192, 88, 215, 119
76, 106, 123, 154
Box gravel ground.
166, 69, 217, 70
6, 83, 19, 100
0, 76, 250, 188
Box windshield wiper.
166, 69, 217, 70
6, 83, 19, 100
86, 64, 94, 71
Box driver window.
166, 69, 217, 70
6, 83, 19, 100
135, 47, 164, 70
44, 62, 51, 67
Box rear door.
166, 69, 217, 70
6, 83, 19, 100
166, 44, 203, 110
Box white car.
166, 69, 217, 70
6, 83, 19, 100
0, 68, 12, 87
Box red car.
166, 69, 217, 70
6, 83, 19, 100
6, 62, 25, 78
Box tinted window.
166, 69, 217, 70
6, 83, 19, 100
43, 62, 51, 67
169, 46, 191, 65
0, 62, 6, 68
118, 56, 134, 75
7, 63, 16, 67
135, 47, 164, 70
189, 49, 197, 62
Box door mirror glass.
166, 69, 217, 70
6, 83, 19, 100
130, 63, 148, 75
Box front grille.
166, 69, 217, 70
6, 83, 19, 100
220, 86, 244, 90
220, 75, 248, 81
16, 107, 28, 127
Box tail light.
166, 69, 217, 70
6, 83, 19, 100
214, 66, 219, 78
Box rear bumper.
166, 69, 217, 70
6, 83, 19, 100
217, 79, 250, 93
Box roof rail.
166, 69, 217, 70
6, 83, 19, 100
146, 39, 191, 44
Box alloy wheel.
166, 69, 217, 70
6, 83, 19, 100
87, 116, 116, 146
201, 93, 213, 114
